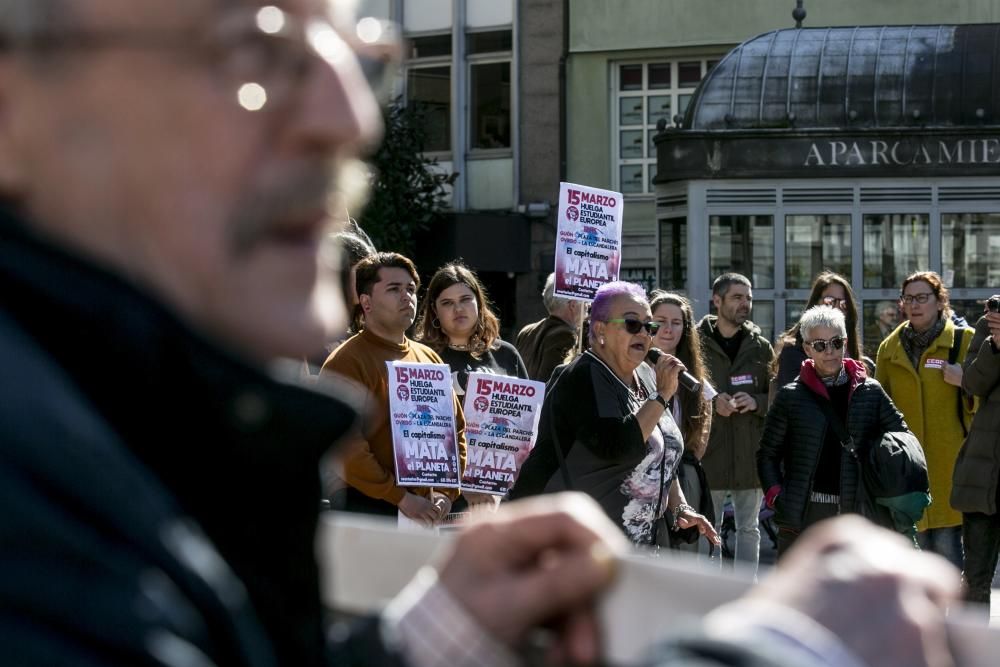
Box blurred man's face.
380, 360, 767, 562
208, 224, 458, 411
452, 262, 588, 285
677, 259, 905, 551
0, 0, 381, 361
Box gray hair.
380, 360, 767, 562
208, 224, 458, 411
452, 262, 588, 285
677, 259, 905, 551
712, 272, 752, 298
541, 272, 572, 314
799, 305, 847, 341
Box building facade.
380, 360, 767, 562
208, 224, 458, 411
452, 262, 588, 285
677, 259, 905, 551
565, 0, 1000, 347
359, 0, 563, 338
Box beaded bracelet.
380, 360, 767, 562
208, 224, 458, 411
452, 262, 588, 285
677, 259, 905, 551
671, 503, 696, 530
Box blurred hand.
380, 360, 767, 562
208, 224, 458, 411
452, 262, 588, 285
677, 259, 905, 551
676, 509, 721, 546
654, 353, 685, 400
731, 391, 757, 414
942, 362, 963, 388
430, 492, 452, 524
399, 492, 438, 527
748, 516, 960, 667
437, 493, 627, 664
985, 311, 1000, 340
715, 392, 736, 417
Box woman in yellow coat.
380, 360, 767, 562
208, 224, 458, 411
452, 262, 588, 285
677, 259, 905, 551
876, 271, 974, 570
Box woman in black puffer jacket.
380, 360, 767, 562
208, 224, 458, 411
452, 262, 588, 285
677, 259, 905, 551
757, 305, 909, 557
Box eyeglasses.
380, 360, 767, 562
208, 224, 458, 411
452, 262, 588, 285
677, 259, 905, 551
0, 6, 400, 112
820, 296, 849, 310
606, 318, 661, 336
804, 336, 845, 353
900, 292, 935, 305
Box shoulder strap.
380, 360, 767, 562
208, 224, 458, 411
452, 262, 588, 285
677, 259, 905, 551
950, 327, 971, 437
948, 328, 966, 365
806, 388, 857, 458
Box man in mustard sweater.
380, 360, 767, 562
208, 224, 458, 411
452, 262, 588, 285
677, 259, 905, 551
323, 252, 466, 526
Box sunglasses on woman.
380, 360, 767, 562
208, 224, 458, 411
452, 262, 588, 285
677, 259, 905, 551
804, 336, 845, 353
606, 318, 661, 335
821, 296, 848, 310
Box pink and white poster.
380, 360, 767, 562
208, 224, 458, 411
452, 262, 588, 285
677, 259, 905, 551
386, 361, 461, 488
460, 373, 546, 495
554, 181, 624, 302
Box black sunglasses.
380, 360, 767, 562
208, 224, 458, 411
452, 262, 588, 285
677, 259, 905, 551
606, 317, 661, 336
804, 336, 845, 353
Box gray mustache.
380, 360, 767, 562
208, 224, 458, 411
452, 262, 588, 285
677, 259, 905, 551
230, 163, 338, 255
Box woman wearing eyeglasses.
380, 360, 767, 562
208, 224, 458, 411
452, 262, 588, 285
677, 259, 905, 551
875, 271, 975, 569
759, 305, 908, 557
509, 282, 719, 547
771, 272, 865, 390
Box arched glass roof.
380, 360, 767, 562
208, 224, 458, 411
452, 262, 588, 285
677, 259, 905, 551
685, 24, 1000, 130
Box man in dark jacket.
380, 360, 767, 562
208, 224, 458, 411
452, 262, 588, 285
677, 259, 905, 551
699, 274, 773, 575
952, 305, 1000, 610
757, 305, 909, 556
516, 272, 582, 381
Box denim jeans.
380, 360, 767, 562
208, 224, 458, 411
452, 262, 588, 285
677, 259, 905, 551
962, 512, 1000, 611
916, 525, 964, 571
711, 488, 763, 578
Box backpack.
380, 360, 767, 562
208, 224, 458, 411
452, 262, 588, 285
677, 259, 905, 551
858, 431, 931, 539
809, 388, 930, 537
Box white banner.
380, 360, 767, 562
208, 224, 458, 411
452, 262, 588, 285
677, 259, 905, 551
554, 181, 624, 302
460, 373, 545, 495
386, 361, 460, 488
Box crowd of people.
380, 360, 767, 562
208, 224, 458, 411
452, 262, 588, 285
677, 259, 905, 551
320, 243, 1000, 609
0, 1, 994, 666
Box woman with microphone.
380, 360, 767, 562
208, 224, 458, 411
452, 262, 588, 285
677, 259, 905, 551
510, 282, 719, 548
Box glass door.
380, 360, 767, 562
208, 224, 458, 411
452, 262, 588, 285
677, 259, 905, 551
707, 214, 776, 342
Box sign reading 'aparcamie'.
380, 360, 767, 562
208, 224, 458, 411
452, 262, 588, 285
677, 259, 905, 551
804, 138, 1000, 167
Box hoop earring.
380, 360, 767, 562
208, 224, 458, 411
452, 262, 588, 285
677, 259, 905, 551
432, 318, 441, 329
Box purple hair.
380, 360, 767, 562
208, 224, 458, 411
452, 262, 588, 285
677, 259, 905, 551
590, 281, 648, 323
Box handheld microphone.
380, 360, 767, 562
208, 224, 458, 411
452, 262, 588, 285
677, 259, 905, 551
646, 347, 702, 393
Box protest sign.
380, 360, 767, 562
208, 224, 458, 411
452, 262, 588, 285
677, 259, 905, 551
460, 372, 545, 495
554, 181, 624, 301
386, 361, 461, 488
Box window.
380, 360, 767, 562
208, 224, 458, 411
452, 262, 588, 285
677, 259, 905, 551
405, 28, 452, 154
658, 217, 687, 290
468, 29, 511, 153
862, 214, 929, 288
709, 215, 775, 289
942, 213, 1000, 288
467, 30, 512, 54
406, 66, 451, 152
785, 215, 852, 288
470, 62, 510, 149
614, 59, 718, 195
409, 34, 452, 58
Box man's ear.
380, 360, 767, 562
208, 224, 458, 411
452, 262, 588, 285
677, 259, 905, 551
359, 293, 372, 314
712, 293, 722, 310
